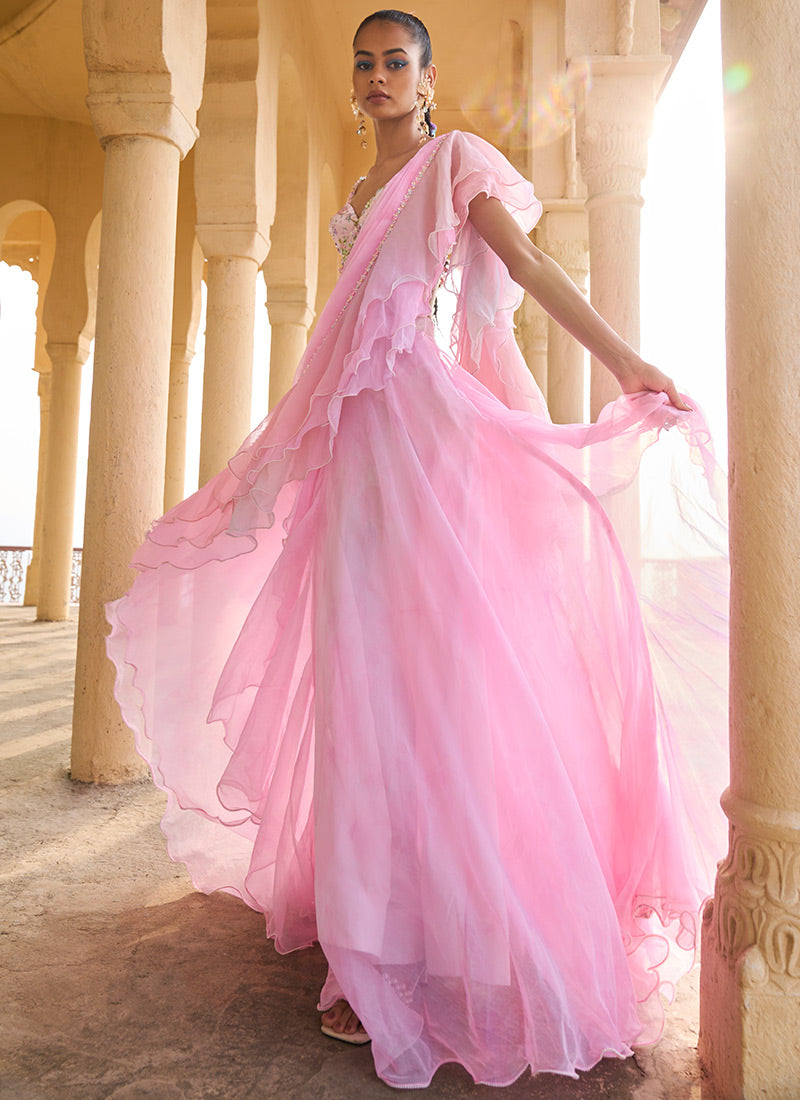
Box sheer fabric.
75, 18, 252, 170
106, 131, 728, 1089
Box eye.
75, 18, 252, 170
355, 60, 372, 71
387, 60, 408, 70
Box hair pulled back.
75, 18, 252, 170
353, 10, 433, 69
353, 10, 436, 136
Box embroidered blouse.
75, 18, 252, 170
328, 178, 385, 268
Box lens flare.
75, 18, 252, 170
460, 60, 591, 148
723, 62, 752, 94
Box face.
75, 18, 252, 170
352, 20, 435, 125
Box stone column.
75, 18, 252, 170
194, 5, 274, 484
537, 205, 589, 423
35, 205, 94, 622
514, 293, 548, 399
197, 237, 266, 484
699, 2, 800, 1095
72, 0, 205, 783
577, 57, 667, 420
24, 216, 56, 606
24, 370, 50, 606
266, 286, 313, 409
164, 343, 194, 510
37, 340, 89, 620
164, 157, 202, 512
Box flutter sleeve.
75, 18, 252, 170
439, 131, 549, 415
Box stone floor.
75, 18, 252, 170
1, 606, 703, 1099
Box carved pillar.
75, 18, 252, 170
699, 1, 800, 1094
72, 0, 205, 783
266, 286, 313, 408
514, 293, 548, 399
577, 57, 667, 420
536, 206, 589, 423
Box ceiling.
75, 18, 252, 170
0, 0, 709, 131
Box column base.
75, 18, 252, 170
699, 806, 800, 1098
701, 907, 800, 1099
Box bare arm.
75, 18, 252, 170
467, 193, 690, 412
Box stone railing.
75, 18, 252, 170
0, 547, 82, 605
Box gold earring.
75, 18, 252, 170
350, 89, 368, 150
416, 81, 437, 138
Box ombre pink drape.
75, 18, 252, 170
107, 131, 728, 1088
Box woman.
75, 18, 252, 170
107, 9, 728, 1089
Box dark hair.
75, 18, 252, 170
353, 10, 433, 68
353, 11, 436, 135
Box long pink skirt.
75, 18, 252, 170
107, 326, 728, 1088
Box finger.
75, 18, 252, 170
664, 379, 692, 412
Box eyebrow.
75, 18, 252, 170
354, 48, 409, 57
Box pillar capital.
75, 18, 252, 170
515, 294, 548, 348
196, 224, 269, 265
83, 0, 205, 156
45, 339, 91, 368
536, 206, 589, 287
266, 283, 314, 330
576, 56, 668, 206
514, 294, 549, 400
86, 87, 199, 157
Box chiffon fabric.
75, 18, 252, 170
106, 131, 729, 1089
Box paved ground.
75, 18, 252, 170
1, 606, 703, 1099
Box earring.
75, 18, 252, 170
350, 90, 368, 150
416, 81, 437, 139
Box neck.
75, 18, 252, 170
371, 114, 426, 165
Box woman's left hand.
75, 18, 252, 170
616, 357, 692, 413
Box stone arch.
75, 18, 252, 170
263, 50, 316, 408
0, 199, 56, 603
0, 198, 56, 345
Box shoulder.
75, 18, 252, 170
439, 130, 516, 173
444, 129, 498, 154
435, 131, 541, 230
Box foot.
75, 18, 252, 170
320, 999, 370, 1045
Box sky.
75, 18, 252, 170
0, 0, 725, 548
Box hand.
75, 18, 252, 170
616, 356, 692, 413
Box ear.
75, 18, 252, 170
425, 63, 437, 91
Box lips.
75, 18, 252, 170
367, 92, 389, 102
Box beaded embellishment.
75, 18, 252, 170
301, 137, 445, 380
329, 180, 385, 269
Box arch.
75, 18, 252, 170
0, 199, 57, 606
0, 198, 52, 254
0, 199, 57, 365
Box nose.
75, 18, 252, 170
370, 72, 385, 84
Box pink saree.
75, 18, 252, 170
106, 131, 729, 1088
